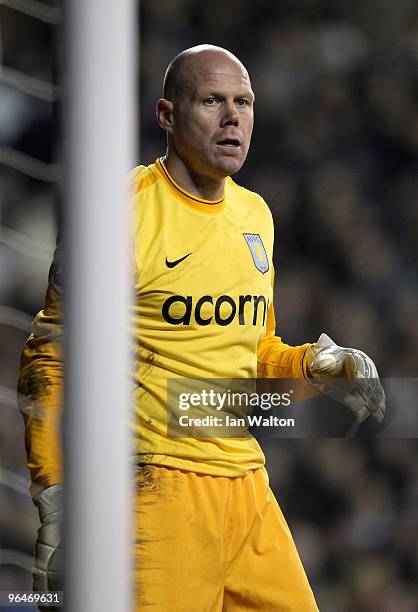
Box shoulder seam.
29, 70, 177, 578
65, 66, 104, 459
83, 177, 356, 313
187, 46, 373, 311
228, 179, 270, 208
228, 178, 265, 200
130, 166, 160, 196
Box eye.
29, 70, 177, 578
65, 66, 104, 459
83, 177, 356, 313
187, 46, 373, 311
237, 98, 249, 106
204, 97, 217, 105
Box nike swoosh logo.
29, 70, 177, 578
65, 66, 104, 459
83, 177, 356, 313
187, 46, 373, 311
165, 253, 192, 268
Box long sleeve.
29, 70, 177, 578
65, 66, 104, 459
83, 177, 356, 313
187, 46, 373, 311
257, 267, 311, 380
18, 243, 64, 496
257, 301, 311, 379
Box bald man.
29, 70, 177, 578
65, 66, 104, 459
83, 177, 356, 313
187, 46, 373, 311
130, 44, 321, 611
20, 43, 384, 611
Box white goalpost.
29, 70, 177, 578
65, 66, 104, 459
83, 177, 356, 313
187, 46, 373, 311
65, 1, 136, 610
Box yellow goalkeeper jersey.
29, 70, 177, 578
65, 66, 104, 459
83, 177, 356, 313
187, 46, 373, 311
19, 158, 311, 489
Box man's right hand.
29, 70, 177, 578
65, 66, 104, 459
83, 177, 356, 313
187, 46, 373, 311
33, 484, 64, 610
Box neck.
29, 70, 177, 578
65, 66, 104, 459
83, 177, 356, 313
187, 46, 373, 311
164, 151, 225, 201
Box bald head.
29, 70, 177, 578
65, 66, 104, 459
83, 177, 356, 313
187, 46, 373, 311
156, 44, 254, 185
163, 44, 250, 101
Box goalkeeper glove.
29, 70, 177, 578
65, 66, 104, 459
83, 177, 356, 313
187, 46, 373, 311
33, 483, 64, 609
307, 333, 385, 423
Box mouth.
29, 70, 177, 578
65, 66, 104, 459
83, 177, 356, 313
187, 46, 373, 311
216, 138, 241, 148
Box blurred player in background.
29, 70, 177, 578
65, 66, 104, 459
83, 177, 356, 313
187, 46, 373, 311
18, 45, 385, 611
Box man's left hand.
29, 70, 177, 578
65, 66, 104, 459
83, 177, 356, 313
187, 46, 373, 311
307, 333, 385, 424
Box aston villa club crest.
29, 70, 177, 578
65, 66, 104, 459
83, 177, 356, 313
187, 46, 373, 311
243, 233, 269, 274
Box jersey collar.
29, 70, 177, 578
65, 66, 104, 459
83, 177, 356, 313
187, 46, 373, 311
156, 157, 226, 214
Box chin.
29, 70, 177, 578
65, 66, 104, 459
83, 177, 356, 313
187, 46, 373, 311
214, 156, 245, 177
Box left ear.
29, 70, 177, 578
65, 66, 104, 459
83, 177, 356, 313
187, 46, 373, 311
156, 98, 174, 133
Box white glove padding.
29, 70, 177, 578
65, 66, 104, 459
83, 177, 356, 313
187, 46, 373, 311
307, 333, 385, 423
33, 483, 64, 609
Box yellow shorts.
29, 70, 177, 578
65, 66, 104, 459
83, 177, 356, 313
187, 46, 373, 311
133, 465, 318, 611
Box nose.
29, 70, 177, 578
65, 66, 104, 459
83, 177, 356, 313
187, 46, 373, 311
221, 101, 239, 126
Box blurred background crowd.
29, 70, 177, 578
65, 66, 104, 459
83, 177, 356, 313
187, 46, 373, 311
0, 0, 417, 610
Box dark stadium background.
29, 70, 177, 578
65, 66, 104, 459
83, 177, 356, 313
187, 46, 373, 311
0, 1, 417, 610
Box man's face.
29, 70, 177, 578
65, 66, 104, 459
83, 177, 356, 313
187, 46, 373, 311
170, 53, 254, 180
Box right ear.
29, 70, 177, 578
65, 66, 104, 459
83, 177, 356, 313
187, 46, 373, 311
156, 98, 174, 133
